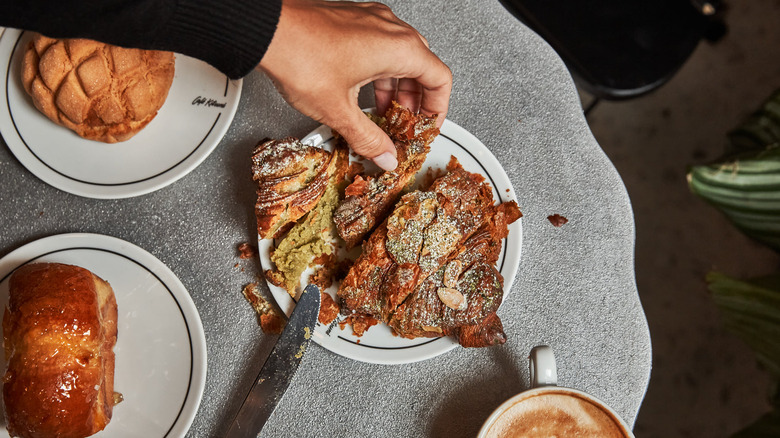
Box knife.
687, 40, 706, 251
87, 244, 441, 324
225, 284, 321, 438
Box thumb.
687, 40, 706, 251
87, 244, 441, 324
333, 109, 398, 171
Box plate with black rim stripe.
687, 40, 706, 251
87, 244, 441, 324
257, 115, 523, 365
0, 233, 207, 437
0, 29, 241, 199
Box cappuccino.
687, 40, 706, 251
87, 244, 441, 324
482, 389, 629, 438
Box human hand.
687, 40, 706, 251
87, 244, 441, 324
257, 0, 452, 171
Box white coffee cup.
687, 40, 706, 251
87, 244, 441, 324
477, 346, 635, 438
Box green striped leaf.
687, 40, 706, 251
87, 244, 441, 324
707, 272, 780, 378
707, 271, 780, 438
688, 145, 780, 250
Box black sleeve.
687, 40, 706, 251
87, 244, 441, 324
0, 0, 282, 79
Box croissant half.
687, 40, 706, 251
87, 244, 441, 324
253, 137, 336, 239
338, 158, 521, 347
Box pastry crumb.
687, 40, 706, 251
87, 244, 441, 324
547, 214, 568, 227
309, 253, 338, 291
260, 312, 286, 335
237, 242, 258, 259
241, 283, 286, 334
318, 291, 340, 325
343, 314, 379, 337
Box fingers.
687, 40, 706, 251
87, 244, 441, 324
353, 2, 452, 126
414, 52, 452, 127
374, 77, 422, 114
396, 78, 422, 112
373, 77, 397, 116
372, 52, 452, 128
391, 23, 451, 123
382, 12, 448, 123
259, 0, 449, 169
372, 25, 451, 125
416, 32, 429, 48
332, 108, 398, 171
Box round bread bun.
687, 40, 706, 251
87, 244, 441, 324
21, 33, 175, 143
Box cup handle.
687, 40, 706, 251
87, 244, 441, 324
529, 345, 558, 388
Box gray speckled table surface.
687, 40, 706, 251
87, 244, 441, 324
0, 0, 651, 436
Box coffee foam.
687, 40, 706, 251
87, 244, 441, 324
484, 391, 628, 438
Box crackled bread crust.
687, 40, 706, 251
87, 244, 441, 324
21, 33, 175, 143
3, 263, 118, 438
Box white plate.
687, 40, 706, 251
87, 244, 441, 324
0, 233, 207, 438
0, 29, 242, 199
258, 118, 523, 365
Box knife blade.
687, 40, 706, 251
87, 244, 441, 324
225, 284, 321, 438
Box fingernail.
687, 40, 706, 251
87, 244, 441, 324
373, 152, 398, 171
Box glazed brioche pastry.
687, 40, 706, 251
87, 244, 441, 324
21, 33, 175, 143
3, 263, 119, 438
